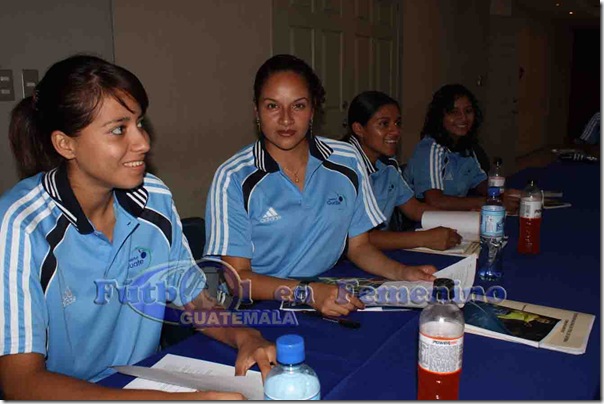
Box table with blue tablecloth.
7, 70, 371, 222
100, 161, 600, 399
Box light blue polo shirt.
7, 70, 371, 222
0, 165, 204, 382
204, 136, 385, 278
347, 136, 413, 228
404, 136, 487, 199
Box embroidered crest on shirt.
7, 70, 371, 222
444, 171, 454, 181
62, 287, 76, 307
260, 207, 282, 223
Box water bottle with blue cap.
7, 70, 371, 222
264, 334, 321, 400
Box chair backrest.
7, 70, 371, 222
159, 217, 205, 350
181, 217, 205, 260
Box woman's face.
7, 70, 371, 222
443, 95, 475, 142
256, 71, 314, 154
354, 103, 401, 162
63, 92, 150, 192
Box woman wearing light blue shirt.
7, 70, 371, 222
205, 55, 437, 318
344, 91, 461, 251
404, 84, 519, 212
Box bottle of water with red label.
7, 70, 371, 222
488, 157, 505, 197
518, 180, 543, 254
478, 189, 506, 281
418, 278, 464, 400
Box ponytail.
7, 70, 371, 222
9, 96, 61, 179
7, 54, 149, 180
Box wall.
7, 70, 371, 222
400, 0, 489, 162
515, 3, 573, 157
112, 0, 272, 218
0, 0, 114, 194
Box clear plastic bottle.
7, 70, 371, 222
477, 192, 506, 281
518, 179, 543, 254
418, 278, 464, 400
264, 334, 321, 400
488, 157, 505, 197
486, 187, 503, 206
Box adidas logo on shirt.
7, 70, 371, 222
260, 207, 282, 223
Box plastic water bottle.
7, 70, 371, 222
264, 334, 320, 400
488, 157, 505, 197
418, 278, 464, 400
518, 180, 543, 254
486, 187, 502, 206
477, 192, 506, 281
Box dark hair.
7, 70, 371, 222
344, 90, 400, 141
9, 54, 149, 179
253, 54, 326, 119
420, 84, 483, 155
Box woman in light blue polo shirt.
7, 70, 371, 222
0, 55, 273, 399
404, 84, 519, 212
344, 91, 461, 251
205, 55, 437, 317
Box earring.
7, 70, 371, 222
256, 117, 261, 133
309, 119, 314, 137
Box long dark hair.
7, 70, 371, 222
253, 54, 326, 125
420, 84, 483, 155
343, 90, 399, 141
9, 54, 149, 179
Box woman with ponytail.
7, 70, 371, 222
0, 54, 274, 400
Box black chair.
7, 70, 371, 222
388, 163, 418, 232
159, 217, 205, 350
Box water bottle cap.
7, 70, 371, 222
432, 278, 456, 301
276, 334, 305, 365
527, 179, 537, 186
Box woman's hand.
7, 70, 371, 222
393, 265, 437, 281
422, 227, 462, 250
308, 282, 364, 317
233, 330, 276, 381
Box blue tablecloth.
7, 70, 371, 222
100, 161, 600, 399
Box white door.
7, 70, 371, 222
273, 0, 400, 139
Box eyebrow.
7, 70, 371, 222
101, 114, 145, 127
102, 117, 130, 127
262, 97, 310, 103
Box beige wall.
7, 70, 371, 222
400, 0, 489, 162
112, 0, 272, 218
0, 0, 114, 194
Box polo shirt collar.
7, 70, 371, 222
253, 134, 334, 173
347, 136, 390, 174
42, 164, 149, 234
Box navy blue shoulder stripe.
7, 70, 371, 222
41, 216, 70, 293
323, 160, 359, 193
242, 170, 269, 213
140, 208, 172, 246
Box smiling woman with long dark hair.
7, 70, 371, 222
404, 84, 519, 212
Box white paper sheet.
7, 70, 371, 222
123, 354, 263, 398
421, 211, 481, 242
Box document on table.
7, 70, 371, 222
420, 211, 481, 242
122, 354, 263, 398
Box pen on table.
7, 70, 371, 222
300, 311, 361, 329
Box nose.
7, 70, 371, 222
131, 125, 151, 154
278, 108, 294, 126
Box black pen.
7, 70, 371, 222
301, 311, 361, 329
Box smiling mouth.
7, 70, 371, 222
124, 161, 145, 168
